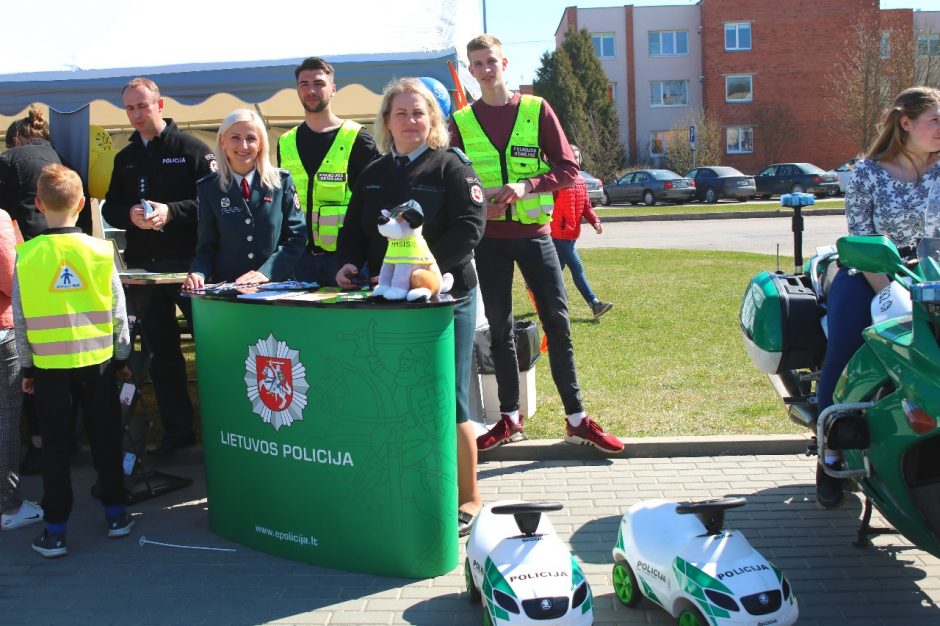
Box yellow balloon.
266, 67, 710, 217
88, 149, 115, 199
89, 125, 114, 164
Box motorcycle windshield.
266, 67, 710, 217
917, 237, 940, 282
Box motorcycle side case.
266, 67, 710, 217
740, 271, 826, 374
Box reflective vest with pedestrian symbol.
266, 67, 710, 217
452, 95, 553, 224
279, 120, 362, 251
17, 234, 114, 369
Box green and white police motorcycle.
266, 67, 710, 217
740, 193, 940, 558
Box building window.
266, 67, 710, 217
725, 75, 753, 102
592, 33, 615, 59
918, 33, 940, 56
880, 31, 891, 59
650, 80, 689, 107
650, 131, 671, 156
727, 127, 754, 154
649, 30, 689, 56
725, 22, 752, 51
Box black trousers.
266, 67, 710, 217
35, 361, 124, 524
140, 258, 195, 441
475, 234, 584, 416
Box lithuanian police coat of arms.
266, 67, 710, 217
244, 333, 309, 430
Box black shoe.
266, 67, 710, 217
32, 529, 68, 558
19, 444, 42, 476
816, 461, 845, 509
147, 435, 196, 458
106, 511, 136, 538
591, 301, 613, 319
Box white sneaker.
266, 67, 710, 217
1, 500, 44, 531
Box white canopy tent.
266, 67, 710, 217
0, 0, 482, 181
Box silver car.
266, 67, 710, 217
600, 169, 695, 206
580, 171, 604, 206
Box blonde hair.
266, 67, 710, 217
373, 78, 450, 154
866, 86, 940, 166
215, 109, 281, 191
467, 34, 503, 57
37, 164, 83, 213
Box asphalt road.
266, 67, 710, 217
580, 214, 847, 258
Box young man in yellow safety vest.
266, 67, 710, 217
13, 164, 134, 558
450, 34, 624, 454
278, 57, 379, 286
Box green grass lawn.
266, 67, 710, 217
152, 247, 796, 441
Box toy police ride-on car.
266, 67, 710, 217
611, 497, 798, 626
465, 501, 593, 625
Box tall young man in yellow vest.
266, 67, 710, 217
278, 57, 379, 286
451, 34, 624, 454
13, 165, 134, 558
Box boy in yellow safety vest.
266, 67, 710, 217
12, 164, 134, 558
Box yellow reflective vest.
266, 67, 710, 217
452, 95, 553, 224
17, 234, 114, 369
279, 120, 362, 251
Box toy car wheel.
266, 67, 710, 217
612, 561, 642, 607
677, 606, 709, 626
465, 558, 481, 603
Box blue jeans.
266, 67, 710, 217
454, 287, 478, 424
553, 238, 597, 306
475, 235, 583, 415
816, 268, 874, 412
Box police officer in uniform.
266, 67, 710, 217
103, 77, 215, 457
184, 109, 305, 288
277, 57, 378, 286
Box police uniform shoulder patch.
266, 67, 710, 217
206, 153, 218, 173
469, 182, 485, 207
291, 186, 301, 212
448, 147, 472, 165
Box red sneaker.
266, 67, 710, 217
565, 416, 624, 453
477, 414, 524, 451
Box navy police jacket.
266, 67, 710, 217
190, 169, 306, 283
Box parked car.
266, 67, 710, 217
828, 157, 860, 195
600, 169, 695, 207
753, 162, 839, 199
683, 166, 756, 203
580, 170, 604, 206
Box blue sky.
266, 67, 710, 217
486, 0, 938, 88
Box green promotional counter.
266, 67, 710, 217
190, 292, 457, 577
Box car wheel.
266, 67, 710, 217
704, 188, 718, 204
612, 561, 642, 607
677, 606, 709, 626
791, 183, 804, 194
465, 558, 481, 603
643, 190, 655, 206
601, 191, 611, 206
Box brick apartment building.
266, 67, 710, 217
555, 1, 940, 173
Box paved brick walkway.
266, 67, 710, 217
1, 450, 938, 625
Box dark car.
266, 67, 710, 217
683, 166, 756, 203
753, 162, 839, 198
580, 171, 604, 206
600, 169, 695, 207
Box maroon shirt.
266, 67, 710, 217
449, 93, 578, 239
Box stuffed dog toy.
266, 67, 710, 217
373, 200, 453, 301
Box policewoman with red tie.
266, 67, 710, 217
184, 109, 306, 290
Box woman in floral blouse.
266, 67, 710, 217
815, 86, 940, 509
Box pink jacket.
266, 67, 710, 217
0, 210, 17, 329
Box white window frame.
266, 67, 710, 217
725, 75, 753, 103
725, 22, 752, 51
650, 80, 689, 107
592, 33, 615, 59
918, 33, 940, 57
649, 30, 689, 57
649, 131, 670, 156
880, 31, 891, 59
726, 126, 754, 154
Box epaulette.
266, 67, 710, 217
448, 147, 472, 165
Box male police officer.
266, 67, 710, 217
450, 35, 623, 454
277, 57, 378, 286
103, 77, 215, 457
